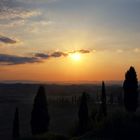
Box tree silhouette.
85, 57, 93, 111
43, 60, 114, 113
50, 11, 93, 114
123, 66, 138, 112
78, 92, 89, 134
100, 81, 107, 116
13, 107, 20, 140
31, 85, 50, 135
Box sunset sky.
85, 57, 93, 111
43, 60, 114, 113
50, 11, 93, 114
0, 0, 140, 82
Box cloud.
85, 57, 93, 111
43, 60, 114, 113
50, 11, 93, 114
0, 0, 53, 34
26, 20, 53, 33
51, 51, 68, 57
35, 51, 68, 59
35, 49, 91, 60
69, 49, 91, 54
0, 54, 40, 65
0, 0, 41, 20
0, 49, 91, 65
78, 49, 90, 54
0, 51, 68, 65
0, 20, 25, 28
0, 35, 17, 44
0, 9, 40, 20
35, 49, 90, 59
0, 52, 66, 65
35, 53, 50, 59
17, 0, 58, 4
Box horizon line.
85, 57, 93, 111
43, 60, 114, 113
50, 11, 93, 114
0, 80, 124, 85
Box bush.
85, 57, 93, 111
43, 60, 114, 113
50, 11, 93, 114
94, 110, 140, 139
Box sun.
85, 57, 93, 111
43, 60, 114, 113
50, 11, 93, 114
70, 53, 81, 61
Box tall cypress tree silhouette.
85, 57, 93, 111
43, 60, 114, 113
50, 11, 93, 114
78, 92, 89, 134
31, 86, 50, 135
101, 81, 107, 116
123, 66, 138, 112
13, 107, 20, 140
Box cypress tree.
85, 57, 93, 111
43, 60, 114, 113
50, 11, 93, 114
123, 66, 138, 112
101, 81, 107, 116
78, 92, 89, 134
31, 85, 50, 135
13, 107, 20, 140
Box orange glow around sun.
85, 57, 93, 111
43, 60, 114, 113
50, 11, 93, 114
70, 53, 81, 61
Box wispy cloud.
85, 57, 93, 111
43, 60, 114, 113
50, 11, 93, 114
0, 0, 52, 44
0, 8, 40, 20
69, 49, 91, 54
0, 20, 25, 28
0, 0, 41, 28
0, 35, 17, 44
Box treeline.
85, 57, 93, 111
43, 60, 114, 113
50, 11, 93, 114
12, 66, 139, 139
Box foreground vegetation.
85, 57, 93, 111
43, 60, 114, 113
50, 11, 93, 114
21, 109, 140, 140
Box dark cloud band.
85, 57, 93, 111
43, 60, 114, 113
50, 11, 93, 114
0, 49, 91, 65
78, 49, 90, 53
0, 54, 40, 65
0, 36, 17, 44
35, 51, 68, 59
51, 51, 68, 57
